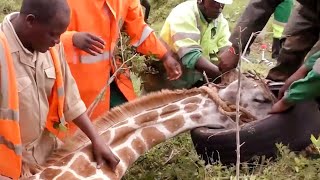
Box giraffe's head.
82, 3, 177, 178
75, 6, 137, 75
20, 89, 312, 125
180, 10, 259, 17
219, 76, 273, 120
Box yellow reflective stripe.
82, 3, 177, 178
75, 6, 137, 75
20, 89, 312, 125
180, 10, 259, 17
57, 87, 64, 97
177, 45, 202, 58
0, 42, 9, 108
172, 32, 200, 43
132, 25, 153, 47
0, 109, 19, 121
0, 135, 22, 155
80, 51, 111, 64
272, 22, 285, 38
273, 19, 286, 27
57, 86, 66, 126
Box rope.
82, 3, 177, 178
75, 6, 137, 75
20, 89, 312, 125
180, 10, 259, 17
199, 85, 257, 123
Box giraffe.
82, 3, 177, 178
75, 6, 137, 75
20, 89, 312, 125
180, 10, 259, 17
21, 76, 273, 180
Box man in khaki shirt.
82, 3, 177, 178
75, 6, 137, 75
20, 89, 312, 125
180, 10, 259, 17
0, 0, 119, 178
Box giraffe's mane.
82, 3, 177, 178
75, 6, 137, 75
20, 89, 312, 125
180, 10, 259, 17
43, 88, 204, 167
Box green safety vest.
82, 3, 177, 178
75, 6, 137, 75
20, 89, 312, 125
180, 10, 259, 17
160, 0, 231, 88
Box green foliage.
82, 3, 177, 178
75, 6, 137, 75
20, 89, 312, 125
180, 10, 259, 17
0, 0, 21, 20
124, 133, 320, 180
311, 135, 320, 154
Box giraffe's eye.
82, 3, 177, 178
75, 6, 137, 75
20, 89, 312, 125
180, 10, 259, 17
253, 97, 271, 103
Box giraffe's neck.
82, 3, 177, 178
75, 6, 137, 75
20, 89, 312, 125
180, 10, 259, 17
30, 89, 236, 180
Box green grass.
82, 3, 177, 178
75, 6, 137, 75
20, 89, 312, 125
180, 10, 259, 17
0, 0, 21, 20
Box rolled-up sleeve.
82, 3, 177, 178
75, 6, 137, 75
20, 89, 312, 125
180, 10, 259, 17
57, 43, 86, 122
305, 51, 320, 70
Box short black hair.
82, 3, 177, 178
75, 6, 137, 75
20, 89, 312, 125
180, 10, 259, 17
20, 0, 70, 24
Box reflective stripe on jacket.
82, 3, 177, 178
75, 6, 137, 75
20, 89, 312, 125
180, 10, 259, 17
273, 0, 293, 38
0, 31, 21, 180
62, 0, 168, 119
160, 0, 231, 63
0, 32, 66, 179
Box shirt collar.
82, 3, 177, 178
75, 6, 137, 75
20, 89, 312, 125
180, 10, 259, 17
1, 12, 34, 56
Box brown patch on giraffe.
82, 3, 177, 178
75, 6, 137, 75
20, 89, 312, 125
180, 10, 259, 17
204, 100, 212, 107
135, 110, 159, 126
160, 104, 180, 118
101, 130, 111, 142
243, 103, 249, 108
116, 147, 136, 168
184, 103, 199, 113
190, 113, 203, 124
56, 171, 78, 180
163, 115, 185, 133
100, 164, 119, 179
54, 154, 75, 166
131, 137, 147, 155
181, 96, 202, 105
110, 126, 136, 148
40, 168, 62, 179
141, 127, 166, 149
70, 155, 96, 177
220, 115, 228, 121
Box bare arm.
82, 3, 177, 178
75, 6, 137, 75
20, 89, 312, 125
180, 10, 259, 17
278, 64, 309, 99
195, 56, 221, 79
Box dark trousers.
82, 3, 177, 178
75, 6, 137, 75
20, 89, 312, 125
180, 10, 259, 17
267, 4, 320, 81
230, 0, 319, 82
140, 0, 151, 22
110, 81, 128, 108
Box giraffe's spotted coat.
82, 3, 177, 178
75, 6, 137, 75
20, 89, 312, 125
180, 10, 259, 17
160, 104, 180, 118
26, 77, 272, 180
163, 115, 185, 133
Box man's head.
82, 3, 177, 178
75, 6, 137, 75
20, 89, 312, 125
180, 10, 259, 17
197, 0, 232, 22
17, 0, 70, 52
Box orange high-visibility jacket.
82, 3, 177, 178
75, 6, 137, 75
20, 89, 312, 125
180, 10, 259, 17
0, 32, 66, 179
62, 0, 168, 119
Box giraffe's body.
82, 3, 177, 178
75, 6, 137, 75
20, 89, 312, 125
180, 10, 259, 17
22, 77, 273, 180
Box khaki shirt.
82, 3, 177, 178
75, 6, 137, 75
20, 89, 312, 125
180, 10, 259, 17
1, 13, 86, 165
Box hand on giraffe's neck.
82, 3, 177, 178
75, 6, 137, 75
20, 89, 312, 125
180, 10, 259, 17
27, 77, 272, 180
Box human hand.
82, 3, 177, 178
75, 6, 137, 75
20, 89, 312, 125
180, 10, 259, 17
278, 84, 290, 100
161, 53, 182, 80
269, 99, 292, 114
72, 32, 105, 56
91, 136, 120, 171
218, 47, 239, 72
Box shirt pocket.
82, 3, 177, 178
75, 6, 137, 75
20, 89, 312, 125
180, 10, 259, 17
44, 66, 56, 95
17, 76, 32, 93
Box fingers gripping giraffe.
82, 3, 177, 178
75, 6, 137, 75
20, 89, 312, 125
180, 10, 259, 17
22, 77, 272, 180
